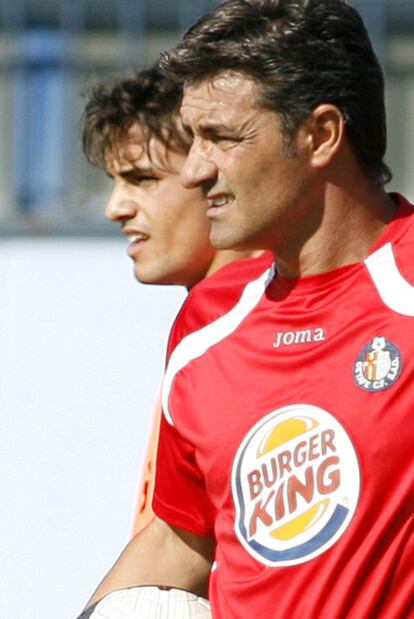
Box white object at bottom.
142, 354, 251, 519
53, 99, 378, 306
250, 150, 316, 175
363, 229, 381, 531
89, 586, 212, 619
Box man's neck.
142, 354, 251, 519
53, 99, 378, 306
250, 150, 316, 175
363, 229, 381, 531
205, 250, 263, 277
274, 179, 397, 279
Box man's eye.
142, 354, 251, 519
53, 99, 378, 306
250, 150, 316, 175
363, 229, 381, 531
212, 134, 230, 142
137, 176, 158, 184
125, 173, 158, 186
211, 134, 238, 146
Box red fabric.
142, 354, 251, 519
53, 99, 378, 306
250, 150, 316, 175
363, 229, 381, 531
154, 196, 414, 618
135, 252, 273, 534
167, 252, 274, 349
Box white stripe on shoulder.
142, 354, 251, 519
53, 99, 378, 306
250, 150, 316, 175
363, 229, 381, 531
162, 265, 275, 425
365, 242, 414, 316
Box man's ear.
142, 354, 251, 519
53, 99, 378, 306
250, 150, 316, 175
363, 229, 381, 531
306, 104, 345, 169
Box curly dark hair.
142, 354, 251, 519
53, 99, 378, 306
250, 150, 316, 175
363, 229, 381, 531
160, 0, 391, 184
82, 65, 189, 169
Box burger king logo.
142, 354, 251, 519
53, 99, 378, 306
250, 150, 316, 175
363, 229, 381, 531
232, 404, 360, 567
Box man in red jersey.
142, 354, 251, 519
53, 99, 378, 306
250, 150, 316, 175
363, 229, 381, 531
83, 66, 267, 538
78, 66, 269, 617
80, 2, 414, 618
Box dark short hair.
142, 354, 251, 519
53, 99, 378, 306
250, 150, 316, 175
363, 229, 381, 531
161, 0, 391, 184
82, 65, 189, 169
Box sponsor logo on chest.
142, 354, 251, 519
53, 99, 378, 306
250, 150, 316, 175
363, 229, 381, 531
273, 327, 326, 349
232, 404, 360, 567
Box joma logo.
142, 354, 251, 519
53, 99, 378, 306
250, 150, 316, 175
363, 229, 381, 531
273, 328, 326, 349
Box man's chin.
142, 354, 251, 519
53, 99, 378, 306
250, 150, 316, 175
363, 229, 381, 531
133, 267, 175, 287
133, 266, 155, 285
209, 230, 247, 252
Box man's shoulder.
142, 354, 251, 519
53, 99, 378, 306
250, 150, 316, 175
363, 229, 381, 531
169, 252, 274, 352
184, 251, 273, 323
193, 251, 273, 297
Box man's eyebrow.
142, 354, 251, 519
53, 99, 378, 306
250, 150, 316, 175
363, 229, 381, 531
181, 121, 232, 135
200, 121, 228, 131
198, 122, 235, 136
120, 164, 156, 176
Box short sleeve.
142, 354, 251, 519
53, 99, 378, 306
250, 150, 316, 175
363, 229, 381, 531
152, 414, 215, 537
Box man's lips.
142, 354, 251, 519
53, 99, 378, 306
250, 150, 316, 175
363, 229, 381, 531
206, 194, 235, 217
123, 231, 150, 257
126, 232, 149, 243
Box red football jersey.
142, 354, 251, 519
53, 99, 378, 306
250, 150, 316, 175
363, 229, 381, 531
169, 251, 274, 346
131, 252, 273, 535
153, 195, 414, 618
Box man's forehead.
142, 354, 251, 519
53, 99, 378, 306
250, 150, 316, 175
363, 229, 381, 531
181, 71, 259, 124
105, 145, 146, 176
125, 122, 147, 143
105, 122, 185, 174
121, 123, 151, 160
104, 123, 147, 168
185, 70, 256, 97
107, 123, 159, 166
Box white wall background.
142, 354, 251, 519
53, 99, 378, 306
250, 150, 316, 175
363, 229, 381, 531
0, 238, 185, 619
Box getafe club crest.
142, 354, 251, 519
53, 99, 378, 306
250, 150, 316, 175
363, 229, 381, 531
354, 336, 402, 392
232, 405, 360, 567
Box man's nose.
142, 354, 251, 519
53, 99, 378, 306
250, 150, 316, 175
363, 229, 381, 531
105, 185, 138, 222
180, 139, 218, 189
